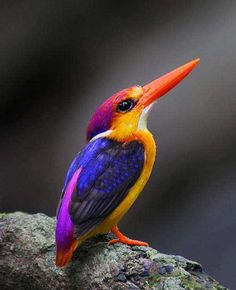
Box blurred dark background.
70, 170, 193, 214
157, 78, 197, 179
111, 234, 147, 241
0, 0, 235, 287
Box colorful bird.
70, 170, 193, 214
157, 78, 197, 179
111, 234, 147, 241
55, 59, 199, 267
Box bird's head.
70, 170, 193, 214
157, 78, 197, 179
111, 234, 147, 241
87, 59, 199, 142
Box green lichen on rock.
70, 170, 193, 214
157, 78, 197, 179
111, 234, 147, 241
0, 212, 228, 290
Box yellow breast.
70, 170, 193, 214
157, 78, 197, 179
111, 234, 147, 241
84, 129, 156, 239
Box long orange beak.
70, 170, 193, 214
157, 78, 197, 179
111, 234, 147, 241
140, 59, 200, 107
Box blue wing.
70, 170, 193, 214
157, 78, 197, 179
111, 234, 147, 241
59, 137, 145, 239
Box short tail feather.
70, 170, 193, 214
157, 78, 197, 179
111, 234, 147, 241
56, 240, 81, 267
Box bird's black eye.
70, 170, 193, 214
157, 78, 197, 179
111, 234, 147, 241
117, 99, 135, 113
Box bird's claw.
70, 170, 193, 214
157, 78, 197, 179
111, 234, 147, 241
108, 238, 149, 247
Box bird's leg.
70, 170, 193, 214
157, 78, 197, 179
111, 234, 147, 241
108, 226, 149, 246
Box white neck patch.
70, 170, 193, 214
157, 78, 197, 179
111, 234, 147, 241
90, 129, 113, 142
138, 102, 156, 130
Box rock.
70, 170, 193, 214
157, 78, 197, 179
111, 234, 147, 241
0, 212, 228, 290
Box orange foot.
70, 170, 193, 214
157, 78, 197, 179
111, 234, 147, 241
108, 226, 149, 246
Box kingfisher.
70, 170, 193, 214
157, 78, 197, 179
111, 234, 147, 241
55, 59, 199, 267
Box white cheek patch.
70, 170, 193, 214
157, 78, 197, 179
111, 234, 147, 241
138, 102, 156, 130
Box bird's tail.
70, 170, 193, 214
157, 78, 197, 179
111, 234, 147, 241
56, 239, 81, 267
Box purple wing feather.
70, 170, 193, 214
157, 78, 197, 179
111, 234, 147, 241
56, 168, 81, 252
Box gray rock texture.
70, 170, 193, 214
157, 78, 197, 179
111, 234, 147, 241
0, 212, 228, 290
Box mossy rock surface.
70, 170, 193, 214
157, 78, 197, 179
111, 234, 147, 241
0, 212, 228, 290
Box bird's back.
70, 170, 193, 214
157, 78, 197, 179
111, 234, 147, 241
93, 129, 156, 233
